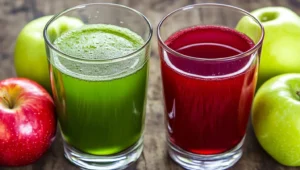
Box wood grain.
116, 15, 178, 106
1, 0, 300, 169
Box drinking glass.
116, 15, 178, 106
157, 3, 264, 170
44, 3, 152, 170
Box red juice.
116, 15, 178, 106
160, 26, 257, 155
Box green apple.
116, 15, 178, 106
236, 7, 300, 89
14, 15, 83, 92
252, 73, 300, 166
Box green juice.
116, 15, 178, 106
50, 24, 148, 155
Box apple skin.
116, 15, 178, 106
236, 7, 300, 89
0, 78, 56, 166
14, 15, 83, 93
252, 73, 300, 166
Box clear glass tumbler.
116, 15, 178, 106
157, 3, 264, 170
44, 3, 152, 170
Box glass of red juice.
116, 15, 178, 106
157, 3, 264, 170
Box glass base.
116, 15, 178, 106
63, 138, 143, 170
168, 137, 244, 170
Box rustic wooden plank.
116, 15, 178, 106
1, 0, 300, 170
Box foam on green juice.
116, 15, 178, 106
52, 24, 145, 81
54, 24, 144, 60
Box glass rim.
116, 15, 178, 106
43, 3, 153, 63
157, 3, 265, 61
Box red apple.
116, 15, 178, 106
0, 78, 56, 166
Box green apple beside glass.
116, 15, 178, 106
252, 73, 300, 166
14, 16, 83, 92
236, 7, 300, 89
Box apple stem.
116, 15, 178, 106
1, 96, 13, 109
297, 91, 300, 99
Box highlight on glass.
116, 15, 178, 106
44, 3, 152, 170
157, 3, 264, 170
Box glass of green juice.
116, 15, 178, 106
43, 3, 152, 170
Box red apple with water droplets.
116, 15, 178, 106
0, 78, 56, 166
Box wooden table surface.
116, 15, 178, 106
1, 0, 300, 169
